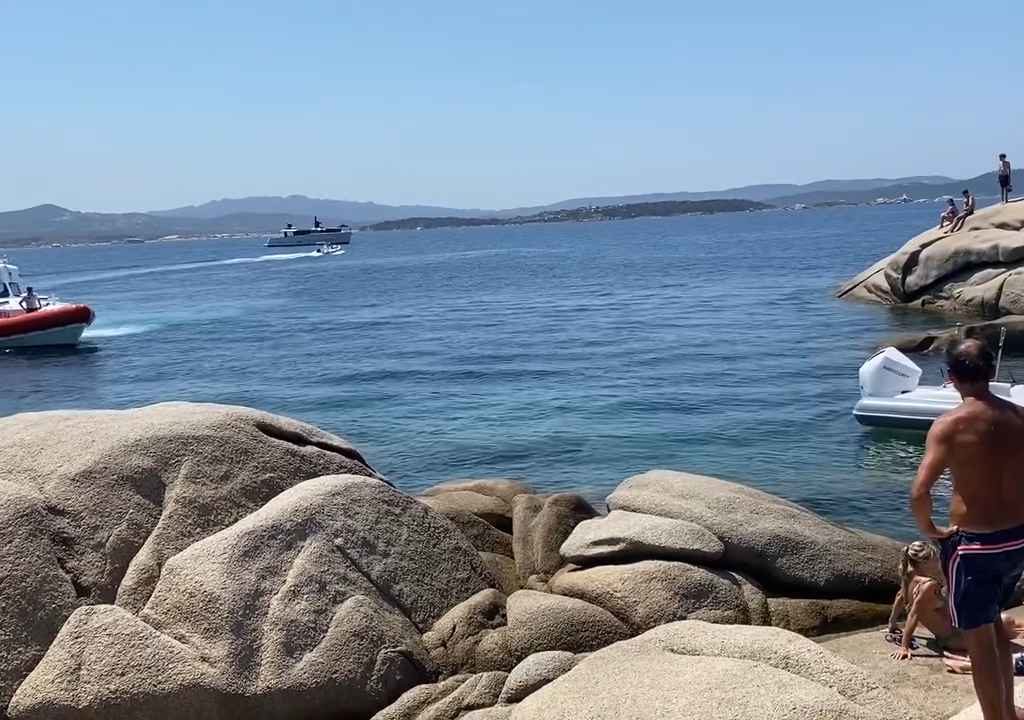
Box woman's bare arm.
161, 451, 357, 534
887, 590, 905, 632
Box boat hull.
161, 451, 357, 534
0, 322, 90, 348
266, 232, 352, 248
852, 398, 953, 430
0, 304, 95, 348
853, 382, 1024, 430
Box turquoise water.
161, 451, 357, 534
2, 205, 999, 539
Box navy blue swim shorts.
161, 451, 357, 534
941, 524, 1024, 631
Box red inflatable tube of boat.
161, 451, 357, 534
0, 305, 94, 338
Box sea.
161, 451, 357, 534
2, 203, 1004, 540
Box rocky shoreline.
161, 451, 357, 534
0, 402, 987, 719
839, 200, 1024, 352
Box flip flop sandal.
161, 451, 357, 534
885, 630, 918, 650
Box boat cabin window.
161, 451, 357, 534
8, 282, 20, 296
0, 284, 8, 298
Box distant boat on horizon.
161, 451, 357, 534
266, 217, 352, 248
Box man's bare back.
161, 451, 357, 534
931, 395, 1024, 532
911, 339, 1024, 720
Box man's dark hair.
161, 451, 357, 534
946, 338, 995, 383
962, 189, 970, 196
1000, 153, 1007, 160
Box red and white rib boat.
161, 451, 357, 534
0, 260, 94, 349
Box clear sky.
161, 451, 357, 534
3, 1, 1021, 212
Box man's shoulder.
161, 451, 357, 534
929, 411, 961, 436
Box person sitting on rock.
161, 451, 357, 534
887, 541, 1022, 663
939, 198, 959, 228
945, 189, 975, 234
888, 541, 966, 660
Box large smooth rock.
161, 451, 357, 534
888, 315, 1024, 356
512, 494, 598, 582
838, 201, 1024, 317
422, 479, 534, 505
498, 651, 578, 704
9, 476, 492, 720
608, 471, 901, 599
422, 587, 629, 678
419, 492, 514, 533
559, 509, 725, 565
549, 559, 769, 632
441, 511, 514, 556
422, 590, 513, 676
768, 597, 894, 637
479, 552, 521, 596
0, 402, 378, 717
372, 672, 508, 720
505, 590, 631, 660
509, 621, 919, 720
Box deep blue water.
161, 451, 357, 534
2, 205, 1001, 539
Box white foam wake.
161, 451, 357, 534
83, 324, 157, 338
44, 251, 321, 287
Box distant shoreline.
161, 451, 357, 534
360, 199, 771, 232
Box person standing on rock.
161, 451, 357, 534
946, 189, 975, 234
911, 338, 1024, 720
999, 154, 1013, 204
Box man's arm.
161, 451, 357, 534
911, 417, 956, 538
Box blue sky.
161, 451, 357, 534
2, 1, 1021, 211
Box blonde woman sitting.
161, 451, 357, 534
887, 541, 1022, 664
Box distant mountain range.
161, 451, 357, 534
0, 204, 351, 246
151, 195, 492, 224
767, 170, 1024, 206
2, 172, 1013, 247
506, 176, 957, 212
153, 176, 957, 223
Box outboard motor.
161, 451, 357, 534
859, 347, 922, 398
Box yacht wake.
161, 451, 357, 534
44, 251, 319, 287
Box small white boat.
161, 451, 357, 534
853, 347, 1024, 430
314, 243, 345, 256
267, 217, 352, 248
0, 259, 94, 349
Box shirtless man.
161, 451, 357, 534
912, 338, 1024, 720
946, 189, 976, 234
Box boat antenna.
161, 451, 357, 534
995, 326, 1007, 382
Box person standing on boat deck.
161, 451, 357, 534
946, 189, 975, 234
314, 216, 322, 229
999, 154, 1013, 204
911, 338, 1024, 720
19, 287, 41, 313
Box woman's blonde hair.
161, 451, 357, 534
898, 541, 936, 607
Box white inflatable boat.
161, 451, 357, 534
853, 346, 1024, 430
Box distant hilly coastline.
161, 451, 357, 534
152, 176, 957, 222
362, 199, 770, 232
151, 195, 493, 224
2, 172, 1013, 247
